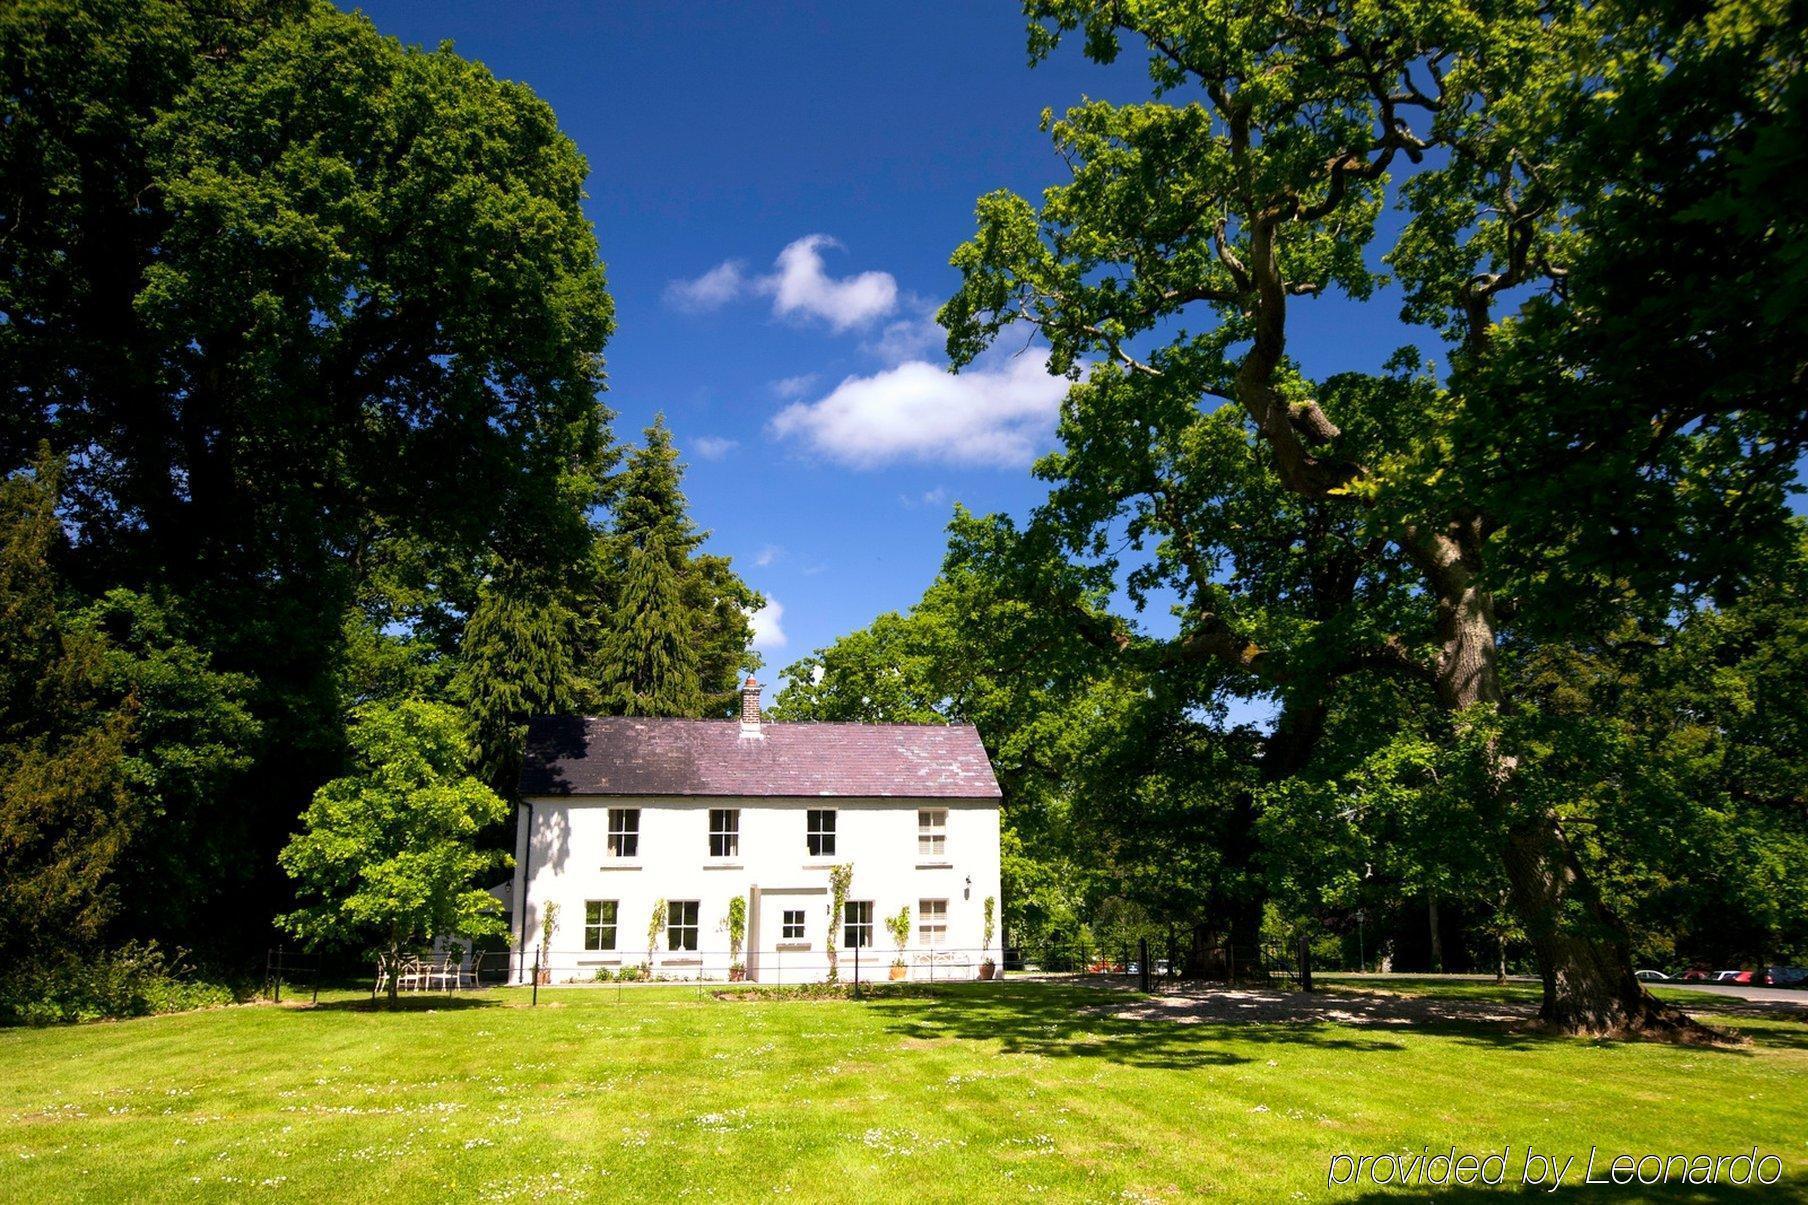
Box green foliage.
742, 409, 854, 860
0, 453, 137, 964
539, 900, 560, 967
590, 419, 758, 718
982, 897, 996, 955
277, 702, 510, 975
825, 865, 853, 982
0, 941, 239, 1027
885, 906, 911, 963
453, 573, 585, 793
647, 898, 666, 963
71, 589, 260, 944
724, 895, 746, 961
1, 0, 616, 951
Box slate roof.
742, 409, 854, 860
518, 715, 1002, 799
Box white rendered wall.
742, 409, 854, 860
509, 796, 1002, 984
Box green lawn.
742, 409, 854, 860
2, 980, 1804, 1201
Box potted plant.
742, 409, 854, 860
536, 901, 559, 985
978, 896, 997, 980
885, 906, 911, 981
725, 895, 747, 982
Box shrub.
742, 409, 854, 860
0, 942, 240, 1026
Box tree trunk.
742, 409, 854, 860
385, 943, 399, 1008
1419, 531, 1709, 1036
1427, 893, 1443, 973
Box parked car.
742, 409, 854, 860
1766, 966, 1808, 988
1635, 969, 1671, 982
1681, 966, 1714, 981
1087, 959, 1127, 974
1714, 970, 1744, 982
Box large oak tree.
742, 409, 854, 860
943, 0, 1804, 1032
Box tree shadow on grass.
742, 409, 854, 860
299, 995, 504, 1014
858, 982, 1426, 1071
858, 981, 1804, 1067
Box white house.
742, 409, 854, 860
508, 679, 1003, 984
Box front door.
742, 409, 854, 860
748, 887, 827, 984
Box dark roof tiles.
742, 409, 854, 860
519, 715, 1002, 800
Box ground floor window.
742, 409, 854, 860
584, 899, 618, 951
667, 899, 699, 951
843, 900, 874, 948
918, 898, 947, 947
781, 909, 805, 940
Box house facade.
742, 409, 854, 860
509, 680, 1003, 985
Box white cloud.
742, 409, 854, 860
753, 544, 783, 567
691, 435, 738, 461
900, 486, 950, 510
749, 595, 787, 649
770, 373, 819, 399
769, 354, 1068, 468
664, 260, 748, 312
665, 236, 897, 332
862, 295, 943, 364
762, 235, 897, 331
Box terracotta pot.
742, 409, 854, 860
729, 967, 746, 983
534, 968, 551, 986
978, 961, 996, 981
889, 964, 908, 981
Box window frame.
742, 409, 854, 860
666, 899, 700, 952
584, 899, 619, 951
843, 900, 874, 949
917, 808, 948, 858
708, 808, 740, 858
781, 909, 806, 941
607, 808, 640, 858
806, 808, 837, 857
917, 898, 948, 948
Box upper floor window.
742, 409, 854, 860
666, 900, 700, 951
918, 898, 947, 947
584, 900, 618, 951
842, 900, 873, 948
807, 809, 837, 857
607, 808, 640, 858
709, 808, 740, 858
918, 808, 947, 858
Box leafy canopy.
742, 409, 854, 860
278, 701, 510, 954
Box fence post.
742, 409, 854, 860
273, 946, 282, 1004
1299, 934, 1313, 992
1228, 943, 1237, 984
853, 939, 861, 1000
532, 954, 540, 1007
1138, 938, 1151, 993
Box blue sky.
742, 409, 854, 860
347, 2, 1419, 681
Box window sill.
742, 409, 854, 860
578, 957, 622, 966
801, 859, 841, 870
775, 941, 812, 951
915, 861, 953, 870
661, 956, 702, 966
598, 861, 642, 870
702, 860, 744, 870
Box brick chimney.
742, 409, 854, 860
739, 676, 763, 736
